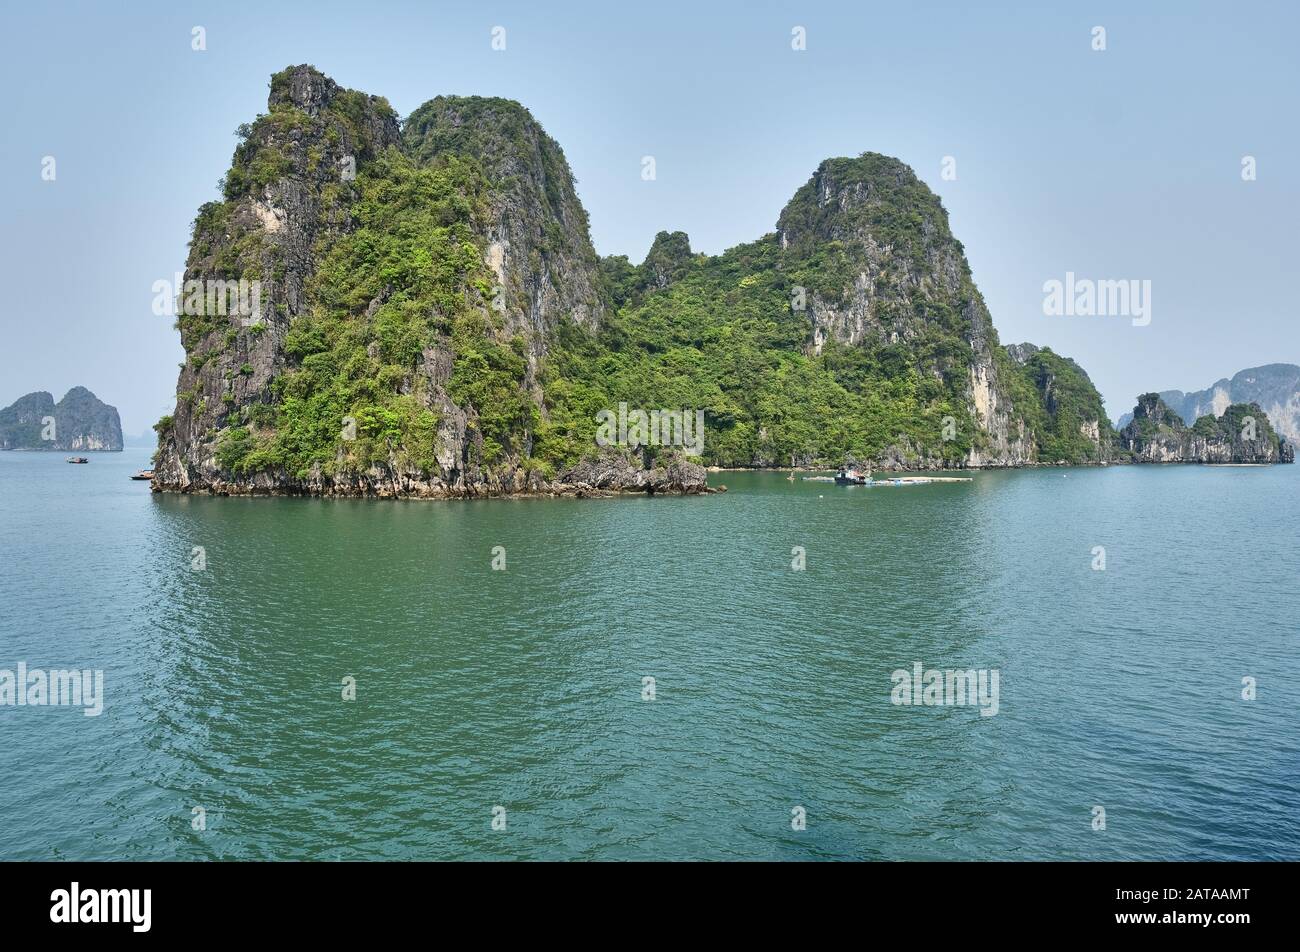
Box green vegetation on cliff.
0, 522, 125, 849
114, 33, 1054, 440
539, 231, 976, 468
1001, 344, 1115, 462
223, 148, 536, 477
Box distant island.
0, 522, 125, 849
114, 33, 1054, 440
0, 387, 123, 452
1116, 364, 1300, 447
1119, 393, 1293, 464
150, 65, 1291, 499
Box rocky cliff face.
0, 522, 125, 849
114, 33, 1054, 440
154, 65, 402, 490
1119, 394, 1293, 463
153, 66, 689, 498
1003, 343, 1114, 463
0, 387, 123, 451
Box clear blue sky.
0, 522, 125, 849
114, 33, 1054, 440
2, 0, 1296, 434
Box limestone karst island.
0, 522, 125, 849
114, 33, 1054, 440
0, 387, 123, 452
150, 66, 1291, 499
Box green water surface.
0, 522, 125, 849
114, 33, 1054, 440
1, 450, 1296, 859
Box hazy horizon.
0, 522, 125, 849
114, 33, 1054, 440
2, 0, 1297, 435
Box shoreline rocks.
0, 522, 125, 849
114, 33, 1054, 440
153, 449, 717, 499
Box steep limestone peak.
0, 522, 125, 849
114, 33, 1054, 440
770, 151, 1025, 465
268, 64, 338, 115
776, 153, 953, 255
60, 385, 98, 402
641, 230, 693, 289
403, 95, 603, 337
1132, 392, 1186, 428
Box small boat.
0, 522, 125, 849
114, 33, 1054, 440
130, 470, 154, 481
66, 457, 89, 464
834, 465, 870, 485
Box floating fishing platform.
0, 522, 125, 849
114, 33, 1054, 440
860, 476, 973, 486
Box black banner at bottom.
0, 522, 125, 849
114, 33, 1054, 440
0, 860, 1282, 938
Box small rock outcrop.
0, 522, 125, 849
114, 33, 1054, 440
560, 450, 711, 495
640, 231, 695, 290
0, 387, 123, 451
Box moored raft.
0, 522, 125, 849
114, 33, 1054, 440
868, 475, 972, 486
803, 471, 972, 486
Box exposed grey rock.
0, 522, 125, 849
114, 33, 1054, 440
155, 448, 712, 499
1004, 342, 1040, 365
560, 449, 712, 494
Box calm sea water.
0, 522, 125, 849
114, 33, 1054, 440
1, 449, 1297, 860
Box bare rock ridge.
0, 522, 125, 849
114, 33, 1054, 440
0, 387, 123, 452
